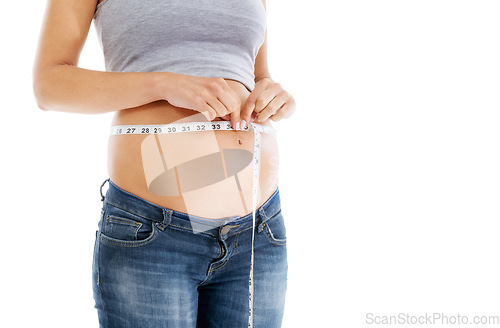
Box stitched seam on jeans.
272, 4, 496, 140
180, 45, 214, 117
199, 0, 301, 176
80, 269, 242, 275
106, 215, 143, 239
106, 216, 142, 227
107, 216, 142, 239
225, 213, 281, 236
264, 209, 282, 224
167, 223, 216, 237
233, 223, 262, 236
234, 233, 239, 255
264, 226, 287, 245
216, 241, 222, 258
95, 232, 101, 287
210, 257, 230, 273
105, 199, 159, 223
210, 243, 230, 272
100, 227, 159, 247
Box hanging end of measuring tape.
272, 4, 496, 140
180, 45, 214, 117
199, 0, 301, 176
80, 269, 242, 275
247, 124, 262, 328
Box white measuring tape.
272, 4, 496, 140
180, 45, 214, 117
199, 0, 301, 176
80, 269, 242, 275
110, 120, 277, 327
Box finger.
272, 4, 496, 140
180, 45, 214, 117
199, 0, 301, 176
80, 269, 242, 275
215, 90, 241, 129
200, 105, 217, 121
216, 88, 240, 116
268, 105, 286, 122
253, 92, 276, 122
206, 97, 228, 118
255, 91, 288, 122
230, 109, 241, 130
254, 83, 283, 115
240, 100, 255, 129
270, 102, 296, 122
240, 82, 268, 124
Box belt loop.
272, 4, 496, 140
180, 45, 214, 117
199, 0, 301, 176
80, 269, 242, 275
156, 208, 172, 231
100, 178, 109, 201
257, 207, 268, 233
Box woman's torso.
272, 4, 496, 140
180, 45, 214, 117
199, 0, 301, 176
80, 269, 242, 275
108, 79, 279, 219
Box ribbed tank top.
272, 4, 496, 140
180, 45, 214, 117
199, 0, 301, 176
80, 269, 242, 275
93, 0, 267, 91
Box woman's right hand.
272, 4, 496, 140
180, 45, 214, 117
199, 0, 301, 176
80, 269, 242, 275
162, 73, 242, 128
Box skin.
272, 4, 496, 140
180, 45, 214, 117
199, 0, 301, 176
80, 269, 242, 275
33, 0, 296, 218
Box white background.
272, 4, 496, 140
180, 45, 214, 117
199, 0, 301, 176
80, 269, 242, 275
1, 0, 500, 327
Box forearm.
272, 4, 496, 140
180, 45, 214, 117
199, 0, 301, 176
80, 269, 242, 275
33, 64, 169, 114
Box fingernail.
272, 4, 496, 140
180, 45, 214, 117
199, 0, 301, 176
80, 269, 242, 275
241, 120, 247, 130
235, 122, 240, 130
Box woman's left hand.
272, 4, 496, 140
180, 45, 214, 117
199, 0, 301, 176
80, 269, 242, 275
239, 77, 296, 129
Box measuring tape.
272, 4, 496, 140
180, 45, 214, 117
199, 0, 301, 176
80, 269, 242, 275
110, 120, 277, 327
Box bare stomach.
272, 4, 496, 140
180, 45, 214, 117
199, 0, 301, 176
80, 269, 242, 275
107, 79, 280, 219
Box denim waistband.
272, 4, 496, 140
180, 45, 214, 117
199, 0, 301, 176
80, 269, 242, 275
100, 178, 281, 238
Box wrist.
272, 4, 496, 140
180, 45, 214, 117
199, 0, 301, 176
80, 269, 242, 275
152, 71, 177, 101
255, 75, 273, 84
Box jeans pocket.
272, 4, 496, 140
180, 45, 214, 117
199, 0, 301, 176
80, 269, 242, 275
100, 202, 158, 247
263, 210, 287, 246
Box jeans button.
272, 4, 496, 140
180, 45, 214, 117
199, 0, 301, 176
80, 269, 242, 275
221, 225, 231, 235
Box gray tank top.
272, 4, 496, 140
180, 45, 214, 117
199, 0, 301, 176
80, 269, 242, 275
93, 0, 267, 91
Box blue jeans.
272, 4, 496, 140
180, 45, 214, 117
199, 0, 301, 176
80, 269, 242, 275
92, 178, 288, 327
